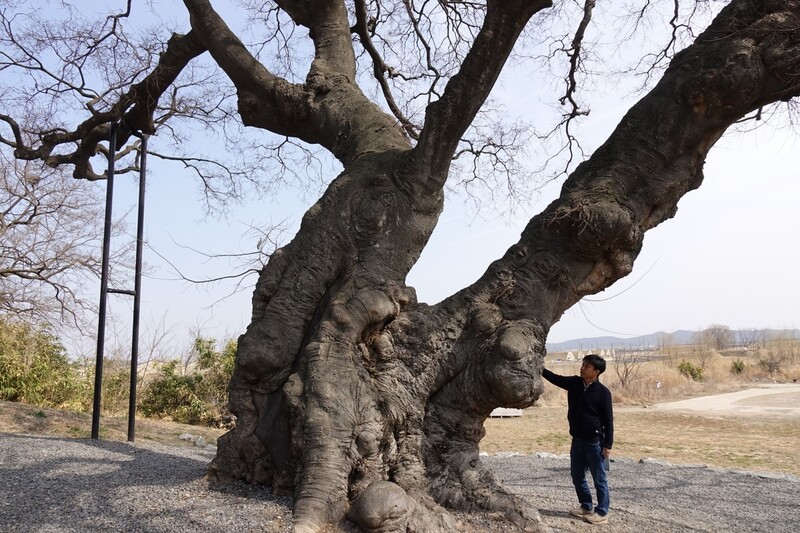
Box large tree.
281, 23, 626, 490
2, 1, 799, 531
0, 152, 125, 330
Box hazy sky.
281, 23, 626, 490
409, 128, 800, 342
91, 3, 799, 355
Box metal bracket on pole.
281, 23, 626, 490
91, 123, 148, 442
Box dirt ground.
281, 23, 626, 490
0, 401, 225, 448
649, 383, 800, 415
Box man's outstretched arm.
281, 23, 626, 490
541, 367, 572, 390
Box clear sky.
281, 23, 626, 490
87, 2, 800, 357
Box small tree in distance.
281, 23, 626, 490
700, 324, 736, 351
613, 350, 648, 390
693, 324, 734, 369
658, 333, 677, 366
738, 329, 760, 350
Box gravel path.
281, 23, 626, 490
1, 432, 798, 532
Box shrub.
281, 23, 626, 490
758, 353, 785, 377
101, 361, 134, 415
731, 359, 746, 374
678, 360, 704, 381
194, 337, 235, 411
0, 317, 82, 407
138, 336, 236, 426
138, 360, 209, 425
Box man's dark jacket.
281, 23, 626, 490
542, 368, 614, 450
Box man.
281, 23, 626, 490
542, 354, 614, 525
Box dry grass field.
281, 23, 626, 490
483, 344, 800, 476
482, 404, 800, 476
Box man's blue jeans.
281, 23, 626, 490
570, 437, 609, 516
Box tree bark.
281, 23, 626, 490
207, 2, 800, 531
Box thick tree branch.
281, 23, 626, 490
182, 0, 325, 146
442, 0, 800, 353
184, 0, 406, 166
4, 30, 206, 179
414, 0, 553, 180
278, 0, 356, 80
183, 0, 281, 91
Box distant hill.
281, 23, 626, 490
545, 328, 799, 352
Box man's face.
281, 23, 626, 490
580, 361, 600, 382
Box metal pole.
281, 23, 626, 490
127, 134, 147, 442
92, 123, 117, 440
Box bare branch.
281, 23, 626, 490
1, 18, 206, 179
559, 0, 594, 114
0, 151, 131, 332
353, 0, 419, 139
415, 0, 553, 179
144, 219, 290, 307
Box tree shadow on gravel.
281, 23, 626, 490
0, 433, 294, 532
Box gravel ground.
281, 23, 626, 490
1, 432, 798, 532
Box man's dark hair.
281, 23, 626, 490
583, 354, 606, 375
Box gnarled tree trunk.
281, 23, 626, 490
206, 3, 800, 531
